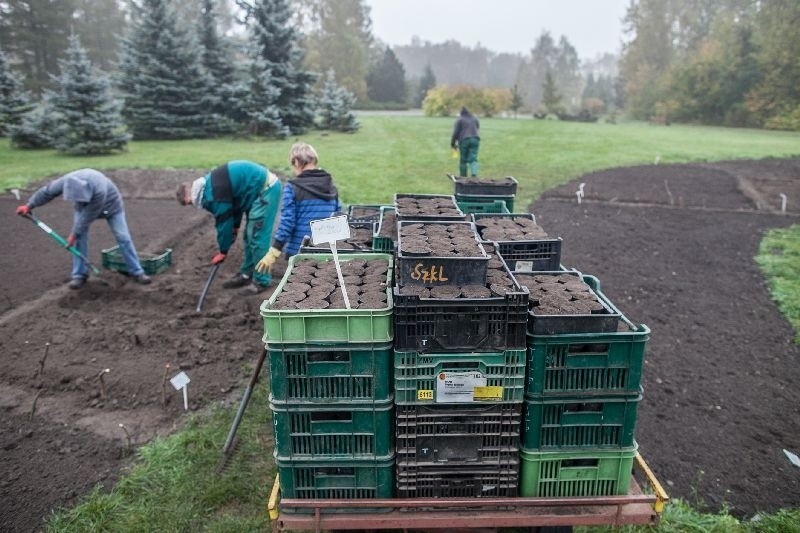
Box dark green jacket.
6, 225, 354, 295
200, 160, 267, 253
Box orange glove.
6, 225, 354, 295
211, 252, 226, 265
66, 234, 77, 248
16, 205, 31, 216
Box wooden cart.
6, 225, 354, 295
268, 452, 669, 532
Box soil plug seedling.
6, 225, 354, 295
96, 368, 110, 400
119, 423, 133, 452
161, 363, 171, 406
29, 390, 42, 421
33, 342, 50, 379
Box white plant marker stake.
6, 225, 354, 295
575, 190, 582, 204
310, 215, 352, 309
170, 371, 191, 411
779, 193, 787, 213
11, 189, 20, 200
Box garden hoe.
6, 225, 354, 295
195, 262, 221, 312
216, 345, 268, 473
22, 213, 112, 286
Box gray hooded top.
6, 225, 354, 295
27, 169, 124, 236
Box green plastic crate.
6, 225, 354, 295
456, 199, 510, 214
101, 245, 171, 275
260, 253, 394, 344
276, 454, 395, 513
522, 391, 641, 450
271, 398, 393, 460
519, 444, 637, 497
526, 324, 650, 397
394, 349, 526, 404
268, 342, 393, 403
456, 193, 515, 212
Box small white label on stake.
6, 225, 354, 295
310, 215, 350, 245
170, 371, 190, 390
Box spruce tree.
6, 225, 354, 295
243, 56, 289, 138
0, 49, 33, 136
119, 0, 218, 139
244, 0, 317, 135
317, 70, 359, 133
48, 35, 130, 155
415, 64, 436, 108
198, 0, 240, 131
10, 96, 60, 149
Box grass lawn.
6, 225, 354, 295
17, 116, 798, 530
2, 116, 799, 210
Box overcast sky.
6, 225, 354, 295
364, 0, 631, 60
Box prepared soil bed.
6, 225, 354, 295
1, 158, 799, 530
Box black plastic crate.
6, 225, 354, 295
396, 221, 489, 286
393, 284, 528, 353
347, 204, 387, 223
396, 403, 521, 465
396, 463, 519, 498
394, 193, 466, 221
449, 174, 518, 196
515, 271, 621, 335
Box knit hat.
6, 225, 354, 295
190, 176, 206, 208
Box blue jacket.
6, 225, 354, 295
27, 169, 124, 236
200, 160, 267, 254
273, 168, 340, 256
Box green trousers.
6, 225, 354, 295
458, 136, 480, 177
243, 181, 282, 286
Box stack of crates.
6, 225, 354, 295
450, 174, 518, 213
392, 193, 529, 498
259, 252, 396, 512
517, 270, 649, 498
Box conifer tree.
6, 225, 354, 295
0, 49, 33, 136
198, 0, 240, 130
10, 96, 60, 149
48, 35, 130, 155
243, 56, 289, 138
243, 0, 317, 135
119, 0, 218, 139
366, 47, 406, 103
316, 70, 359, 133
415, 64, 436, 108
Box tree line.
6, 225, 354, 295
2, 0, 799, 153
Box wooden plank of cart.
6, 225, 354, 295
268, 452, 669, 532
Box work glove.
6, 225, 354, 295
255, 247, 282, 274
16, 205, 30, 216
66, 234, 77, 248
211, 252, 226, 265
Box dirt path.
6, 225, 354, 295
1, 160, 799, 530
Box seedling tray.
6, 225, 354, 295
396, 220, 489, 287
449, 174, 519, 196
260, 253, 394, 344
517, 271, 621, 335
347, 204, 388, 223
271, 398, 394, 460
102, 245, 172, 275
298, 222, 375, 253
394, 193, 466, 221
267, 341, 393, 403
472, 213, 561, 272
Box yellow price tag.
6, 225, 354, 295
417, 389, 434, 401
473, 386, 503, 400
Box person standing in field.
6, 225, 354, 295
15, 169, 152, 289
255, 142, 340, 275
451, 106, 481, 177
177, 160, 282, 294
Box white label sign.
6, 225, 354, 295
310, 215, 350, 245
435, 371, 487, 403
170, 371, 190, 390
